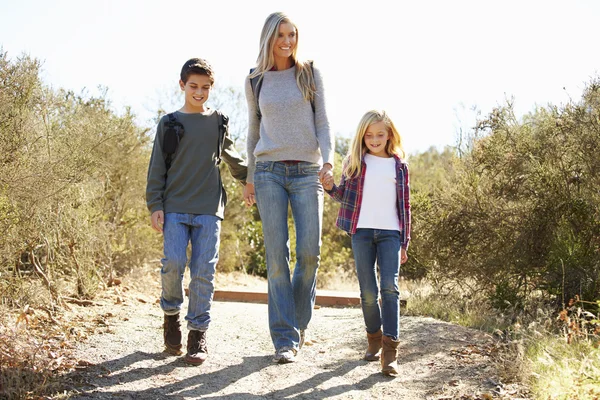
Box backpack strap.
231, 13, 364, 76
308, 61, 315, 113
215, 110, 229, 165
163, 113, 184, 172
249, 68, 263, 120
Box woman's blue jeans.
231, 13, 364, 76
254, 161, 323, 351
351, 228, 401, 339
160, 213, 221, 331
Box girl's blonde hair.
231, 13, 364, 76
249, 12, 316, 103
344, 110, 405, 178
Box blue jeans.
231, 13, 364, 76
254, 161, 323, 351
351, 229, 401, 339
160, 213, 221, 331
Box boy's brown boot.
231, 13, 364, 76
364, 329, 383, 361
184, 330, 208, 365
163, 314, 182, 355
381, 335, 400, 376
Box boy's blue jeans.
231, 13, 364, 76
254, 161, 323, 351
160, 212, 221, 331
351, 228, 401, 340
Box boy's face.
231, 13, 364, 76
179, 73, 212, 111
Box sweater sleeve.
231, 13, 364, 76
244, 76, 260, 184
221, 121, 248, 184
312, 64, 334, 167
145, 117, 167, 214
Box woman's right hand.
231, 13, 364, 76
243, 183, 256, 207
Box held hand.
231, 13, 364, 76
243, 183, 256, 207
400, 248, 408, 264
151, 210, 164, 233
318, 163, 333, 181
320, 174, 334, 190
319, 163, 334, 190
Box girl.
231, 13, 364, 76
321, 110, 410, 376
243, 12, 334, 364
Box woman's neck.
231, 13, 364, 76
273, 57, 293, 71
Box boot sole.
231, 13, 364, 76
184, 355, 207, 365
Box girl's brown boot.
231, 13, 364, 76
381, 335, 400, 375
364, 329, 383, 361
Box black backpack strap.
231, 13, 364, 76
163, 113, 185, 173
216, 110, 228, 165
249, 68, 263, 120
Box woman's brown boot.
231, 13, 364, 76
364, 329, 383, 361
381, 335, 400, 375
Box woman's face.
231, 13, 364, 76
272, 22, 296, 61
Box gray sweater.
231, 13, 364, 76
244, 64, 333, 184
146, 109, 247, 219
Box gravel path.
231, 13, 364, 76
63, 277, 503, 400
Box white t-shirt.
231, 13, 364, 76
356, 154, 400, 231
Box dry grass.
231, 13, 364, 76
0, 305, 78, 399
402, 279, 600, 400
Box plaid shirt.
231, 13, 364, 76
326, 154, 411, 249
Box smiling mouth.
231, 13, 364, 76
193, 96, 204, 101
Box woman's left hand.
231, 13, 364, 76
243, 183, 256, 207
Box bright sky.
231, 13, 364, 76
1, 0, 599, 154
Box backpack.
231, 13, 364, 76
162, 110, 229, 172
249, 61, 315, 120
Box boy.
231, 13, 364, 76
146, 58, 247, 365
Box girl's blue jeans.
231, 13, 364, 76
160, 212, 221, 331
254, 161, 323, 351
351, 228, 401, 339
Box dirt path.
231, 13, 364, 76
61, 273, 508, 400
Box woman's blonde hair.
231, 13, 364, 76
249, 12, 316, 103
344, 110, 405, 178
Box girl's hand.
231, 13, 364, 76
322, 178, 333, 190
243, 183, 256, 207
401, 248, 408, 264
319, 164, 334, 190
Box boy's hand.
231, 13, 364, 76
243, 183, 256, 207
401, 248, 408, 264
151, 210, 164, 233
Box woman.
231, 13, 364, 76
243, 11, 334, 364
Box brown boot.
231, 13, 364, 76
184, 330, 208, 365
364, 329, 383, 361
163, 314, 182, 355
381, 335, 400, 375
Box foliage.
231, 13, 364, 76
0, 50, 157, 306
415, 78, 600, 307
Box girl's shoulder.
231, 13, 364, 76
392, 154, 408, 164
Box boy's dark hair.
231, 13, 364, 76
180, 58, 215, 84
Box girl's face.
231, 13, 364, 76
273, 22, 296, 62
363, 121, 390, 157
